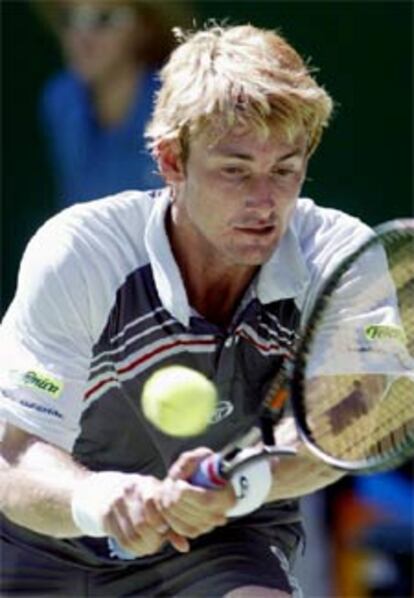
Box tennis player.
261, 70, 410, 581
0, 24, 393, 596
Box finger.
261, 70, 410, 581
160, 495, 228, 530
168, 447, 214, 480
104, 509, 131, 547
171, 482, 235, 515
105, 510, 150, 557
166, 529, 190, 553
112, 498, 164, 556
159, 478, 234, 523
159, 478, 210, 510
160, 510, 207, 539
142, 496, 169, 532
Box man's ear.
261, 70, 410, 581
157, 140, 186, 185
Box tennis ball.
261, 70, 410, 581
142, 365, 217, 437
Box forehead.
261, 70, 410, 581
192, 119, 308, 159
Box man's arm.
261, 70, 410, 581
266, 416, 344, 501
0, 423, 236, 555
0, 422, 187, 555
0, 422, 87, 537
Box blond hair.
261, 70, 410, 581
147, 24, 333, 157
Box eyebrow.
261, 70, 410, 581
213, 148, 304, 161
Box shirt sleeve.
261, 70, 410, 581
0, 218, 95, 452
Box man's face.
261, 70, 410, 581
170, 123, 308, 267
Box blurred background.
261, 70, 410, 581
1, 1, 413, 596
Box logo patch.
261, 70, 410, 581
22, 370, 63, 398
364, 324, 406, 344
210, 401, 234, 424
19, 399, 63, 419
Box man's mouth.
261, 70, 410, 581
234, 225, 276, 236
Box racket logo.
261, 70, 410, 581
234, 474, 249, 499
365, 324, 406, 344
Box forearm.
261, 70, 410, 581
0, 440, 89, 538
266, 416, 345, 501
266, 450, 344, 501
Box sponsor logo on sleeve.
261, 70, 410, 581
364, 324, 406, 344
21, 370, 63, 399
19, 400, 63, 419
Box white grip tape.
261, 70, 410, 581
71, 471, 128, 537
227, 455, 273, 517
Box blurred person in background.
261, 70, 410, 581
35, 0, 192, 208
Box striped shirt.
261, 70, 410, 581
0, 188, 391, 565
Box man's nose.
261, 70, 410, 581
244, 175, 276, 209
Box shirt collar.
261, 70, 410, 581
144, 190, 191, 325
256, 223, 310, 304
145, 190, 310, 326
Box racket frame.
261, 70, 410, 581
289, 219, 414, 473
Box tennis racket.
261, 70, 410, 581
190, 218, 414, 500
110, 218, 414, 558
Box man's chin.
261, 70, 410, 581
228, 244, 279, 266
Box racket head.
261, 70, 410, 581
291, 219, 414, 473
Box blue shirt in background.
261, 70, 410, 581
40, 69, 163, 209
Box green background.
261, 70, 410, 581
1, 0, 413, 311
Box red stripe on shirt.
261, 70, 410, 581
85, 338, 216, 401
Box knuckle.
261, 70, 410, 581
213, 514, 227, 527
186, 520, 207, 538
186, 526, 201, 539
198, 491, 213, 506
132, 521, 147, 536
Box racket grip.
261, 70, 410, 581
189, 453, 227, 488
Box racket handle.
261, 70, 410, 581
189, 453, 227, 488
191, 449, 273, 518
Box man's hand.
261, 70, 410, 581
72, 471, 189, 557
157, 448, 236, 540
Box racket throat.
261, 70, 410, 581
260, 416, 276, 446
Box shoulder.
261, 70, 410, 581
31, 189, 157, 264
291, 199, 375, 318
16, 190, 163, 341
41, 71, 83, 106
38, 71, 87, 134
292, 198, 372, 266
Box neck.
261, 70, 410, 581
91, 63, 142, 126
167, 207, 257, 328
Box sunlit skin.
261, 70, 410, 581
160, 123, 309, 325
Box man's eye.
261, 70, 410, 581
273, 168, 296, 177
222, 167, 247, 177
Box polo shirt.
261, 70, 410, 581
0, 189, 401, 565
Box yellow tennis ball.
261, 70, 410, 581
142, 365, 217, 437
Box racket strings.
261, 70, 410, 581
298, 223, 414, 470
307, 376, 414, 463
